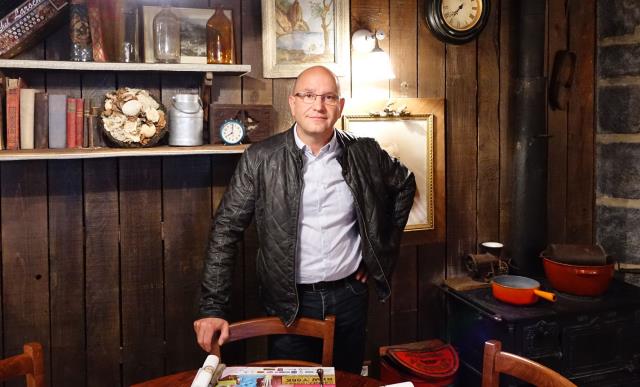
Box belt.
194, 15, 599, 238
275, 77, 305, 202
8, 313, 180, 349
297, 273, 356, 291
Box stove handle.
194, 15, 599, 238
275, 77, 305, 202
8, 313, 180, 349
442, 286, 503, 322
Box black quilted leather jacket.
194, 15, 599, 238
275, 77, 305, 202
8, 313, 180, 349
200, 127, 416, 326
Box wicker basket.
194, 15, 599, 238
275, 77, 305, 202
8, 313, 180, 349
99, 90, 168, 148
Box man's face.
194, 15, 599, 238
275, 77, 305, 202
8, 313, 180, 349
288, 68, 345, 139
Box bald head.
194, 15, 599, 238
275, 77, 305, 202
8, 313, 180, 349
291, 66, 341, 96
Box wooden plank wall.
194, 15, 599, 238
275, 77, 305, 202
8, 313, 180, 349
0, 0, 595, 385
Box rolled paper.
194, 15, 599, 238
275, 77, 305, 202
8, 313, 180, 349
190, 355, 220, 387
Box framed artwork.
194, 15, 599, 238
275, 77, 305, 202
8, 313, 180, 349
142, 6, 234, 64
343, 114, 435, 231
261, 0, 349, 78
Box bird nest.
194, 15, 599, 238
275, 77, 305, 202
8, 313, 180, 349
100, 88, 168, 147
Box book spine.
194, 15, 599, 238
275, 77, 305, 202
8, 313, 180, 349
34, 92, 49, 149
6, 87, 20, 150
66, 98, 77, 148
0, 75, 5, 150
87, 0, 106, 61
90, 106, 105, 147
75, 98, 84, 147
48, 94, 67, 148
19, 88, 37, 149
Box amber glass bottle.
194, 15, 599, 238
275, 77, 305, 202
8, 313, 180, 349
206, 6, 234, 64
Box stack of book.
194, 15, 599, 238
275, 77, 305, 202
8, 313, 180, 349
0, 76, 105, 151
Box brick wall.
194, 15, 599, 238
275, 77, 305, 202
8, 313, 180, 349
597, 0, 640, 284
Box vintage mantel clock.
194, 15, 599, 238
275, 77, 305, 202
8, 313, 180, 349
424, 0, 490, 45
219, 119, 246, 145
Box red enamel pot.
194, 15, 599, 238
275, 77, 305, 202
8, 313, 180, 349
542, 257, 614, 296
491, 275, 557, 305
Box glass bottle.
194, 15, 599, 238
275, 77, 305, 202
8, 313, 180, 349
206, 5, 234, 64
153, 4, 181, 63
118, 3, 139, 62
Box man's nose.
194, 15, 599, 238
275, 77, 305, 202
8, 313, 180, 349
311, 95, 326, 110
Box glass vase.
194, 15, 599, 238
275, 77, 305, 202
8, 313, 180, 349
206, 5, 234, 64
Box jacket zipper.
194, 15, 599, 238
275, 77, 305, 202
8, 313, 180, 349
343, 171, 392, 301
289, 151, 304, 326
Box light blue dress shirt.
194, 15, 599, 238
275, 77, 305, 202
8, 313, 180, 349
294, 126, 363, 284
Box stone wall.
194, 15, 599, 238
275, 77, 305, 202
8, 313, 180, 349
597, 0, 640, 284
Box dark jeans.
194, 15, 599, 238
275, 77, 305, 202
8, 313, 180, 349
268, 275, 369, 374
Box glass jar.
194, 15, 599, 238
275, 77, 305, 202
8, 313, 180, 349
69, 0, 93, 62
153, 5, 180, 63
206, 5, 234, 64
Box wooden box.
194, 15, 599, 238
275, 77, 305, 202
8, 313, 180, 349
208, 104, 273, 145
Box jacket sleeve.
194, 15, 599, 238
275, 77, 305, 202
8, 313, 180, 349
199, 148, 257, 319
377, 142, 417, 242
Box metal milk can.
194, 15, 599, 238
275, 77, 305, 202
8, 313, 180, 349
169, 94, 204, 146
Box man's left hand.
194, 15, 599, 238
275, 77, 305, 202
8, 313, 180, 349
355, 267, 368, 283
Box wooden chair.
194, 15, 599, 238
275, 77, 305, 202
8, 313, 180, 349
482, 340, 576, 387
0, 342, 45, 387
215, 315, 335, 367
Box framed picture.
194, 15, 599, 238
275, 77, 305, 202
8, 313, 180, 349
343, 114, 435, 231
142, 6, 234, 64
261, 0, 349, 78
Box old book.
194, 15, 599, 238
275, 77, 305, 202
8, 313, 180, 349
75, 98, 84, 148
66, 98, 77, 148
0, 0, 70, 58
19, 88, 37, 149
34, 92, 49, 149
5, 77, 26, 150
87, 0, 106, 61
0, 74, 5, 150
89, 105, 105, 147
48, 94, 67, 148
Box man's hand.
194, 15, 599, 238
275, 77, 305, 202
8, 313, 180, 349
354, 266, 368, 283
194, 317, 230, 353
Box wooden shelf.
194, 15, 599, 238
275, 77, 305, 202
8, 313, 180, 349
0, 59, 251, 75
0, 144, 248, 161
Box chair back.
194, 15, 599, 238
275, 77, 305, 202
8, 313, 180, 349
0, 342, 45, 387
218, 315, 335, 367
482, 340, 576, 387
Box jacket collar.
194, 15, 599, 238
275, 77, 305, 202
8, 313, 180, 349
284, 124, 356, 154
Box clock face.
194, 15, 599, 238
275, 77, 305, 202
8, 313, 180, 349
441, 0, 483, 31
220, 120, 245, 145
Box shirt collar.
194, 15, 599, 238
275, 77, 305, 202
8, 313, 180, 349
293, 124, 339, 155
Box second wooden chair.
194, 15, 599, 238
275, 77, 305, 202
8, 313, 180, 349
482, 340, 576, 387
0, 342, 45, 387
215, 315, 336, 367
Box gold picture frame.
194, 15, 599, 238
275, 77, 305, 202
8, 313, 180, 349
343, 114, 435, 231
261, 0, 350, 78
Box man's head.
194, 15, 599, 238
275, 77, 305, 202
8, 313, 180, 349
288, 66, 345, 145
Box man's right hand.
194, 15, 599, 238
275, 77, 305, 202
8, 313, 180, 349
194, 317, 230, 353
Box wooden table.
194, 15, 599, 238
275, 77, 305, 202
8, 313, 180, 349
131, 369, 381, 387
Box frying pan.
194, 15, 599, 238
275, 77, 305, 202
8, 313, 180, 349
491, 275, 557, 305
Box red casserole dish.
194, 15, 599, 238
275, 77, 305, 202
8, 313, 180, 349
542, 257, 614, 296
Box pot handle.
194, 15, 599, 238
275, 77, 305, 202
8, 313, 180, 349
576, 269, 599, 276
534, 289, 557, 302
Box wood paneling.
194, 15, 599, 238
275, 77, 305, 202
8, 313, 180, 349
0, 1, 597, 384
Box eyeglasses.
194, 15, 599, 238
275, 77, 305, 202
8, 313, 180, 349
294, 92, 341, 106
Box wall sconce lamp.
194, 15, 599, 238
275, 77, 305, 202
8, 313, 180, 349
351, 29, 395, 81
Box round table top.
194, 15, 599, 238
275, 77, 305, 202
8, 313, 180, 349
131, 368, 381, 387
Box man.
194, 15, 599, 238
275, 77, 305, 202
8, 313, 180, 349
194, 66, 416, 374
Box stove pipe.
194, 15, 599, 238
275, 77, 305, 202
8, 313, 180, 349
508, 0, 548, 276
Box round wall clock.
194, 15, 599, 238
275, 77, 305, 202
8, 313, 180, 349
219, 119, 246, 145
424, 0, 490, 45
